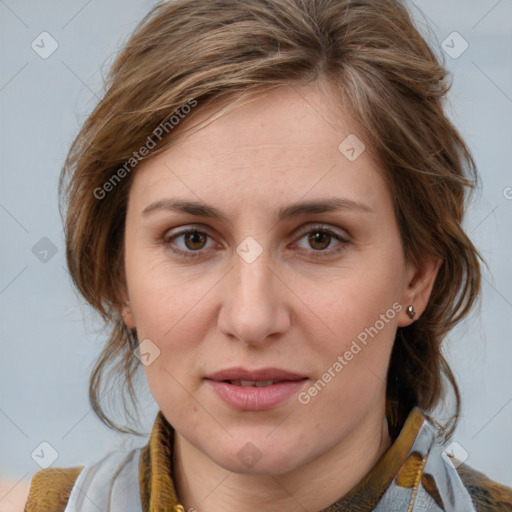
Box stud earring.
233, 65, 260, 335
406, 305, 416, 319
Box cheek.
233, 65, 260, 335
124, 244, 211, 340
124, 258, 211, 398
299, 297, 399, 425
143, 362, 203, 424
317, 255, 403, 343
137, 298, 209, 416
303, 244, 404, 392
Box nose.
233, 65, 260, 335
217, 250, 291, 347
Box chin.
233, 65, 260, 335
206, 433, 307, 476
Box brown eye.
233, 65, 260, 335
293, 224, 350, 259
163, 228, 217, 259
307, 231, 332, 251
182, 231, 208, 250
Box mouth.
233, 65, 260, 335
205, 367, 308, 411
222, 379, 284, 387
206, 367, 307, 384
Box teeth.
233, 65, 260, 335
254, 380, 276, 387
230, 380, 278, 387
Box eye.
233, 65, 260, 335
163, 227, 218, 259
162, 224, 350, 260
293, 224, 350, 258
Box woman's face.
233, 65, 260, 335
122, 81, 436, 476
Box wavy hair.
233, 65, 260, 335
60, 0, 482, 440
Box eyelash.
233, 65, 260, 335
162, 224, 350, 260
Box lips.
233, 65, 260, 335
228, 380, 278, 387
205, 367, 308, 410
206, 367, 307, 385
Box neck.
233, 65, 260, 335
173, 407, 392, 512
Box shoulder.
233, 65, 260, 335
24, 448, 143, 512
456, 462, 512, 512
24, 466, 83, 512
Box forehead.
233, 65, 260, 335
128, 82, 389, 216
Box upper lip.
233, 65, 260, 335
206, 367, 307, 382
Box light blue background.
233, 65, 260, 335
1, 0, 511, 501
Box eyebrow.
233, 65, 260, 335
142, 197, 374, 222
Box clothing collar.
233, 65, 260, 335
138, 407, 427, 512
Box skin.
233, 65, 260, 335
121, 80, 440, 512
1, 478, 30, 512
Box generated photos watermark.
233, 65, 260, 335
298, 302, 403, 404
94, 98, 198, 200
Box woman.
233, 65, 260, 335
24, 0, 512, 510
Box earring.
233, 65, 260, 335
406, 305, 416, 319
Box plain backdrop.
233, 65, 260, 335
1, 0, 511, 503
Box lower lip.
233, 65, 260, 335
206, 379, 308, 411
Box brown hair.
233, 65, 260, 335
60, 0, 482, 440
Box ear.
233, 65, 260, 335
118, 281, 136, 329
397, 256, 442, 327
121, 303, 136, 329
116, 276, 135, 329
